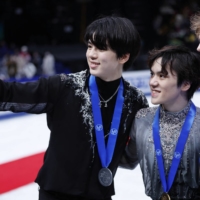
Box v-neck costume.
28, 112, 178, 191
121, 102, 200, 200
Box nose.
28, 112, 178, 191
149, 76, 158, 87
87, 47, 97, 59
197, 43, 200, 52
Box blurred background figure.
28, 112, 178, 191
6, 54, 17, 78
19, 46, 31, 63
41, 51, 55, 76
16, 45, 37, 79
31, 51, 42, 76
0, 0, 199, 76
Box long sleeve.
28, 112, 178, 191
0, 75, 64, 114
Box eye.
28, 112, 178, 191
99, 48, 106, 52
87, 43, 92, 49
159, 73, 166, 78
150, 72, 154, 77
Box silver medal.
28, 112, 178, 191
98, 168, 113, 186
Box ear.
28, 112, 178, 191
181, 81, 191, 91
119, 53, 130, 64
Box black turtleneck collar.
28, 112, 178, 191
95, 77, 121, 99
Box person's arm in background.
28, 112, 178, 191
119, 90, 148, 169
119, 117, 139, 169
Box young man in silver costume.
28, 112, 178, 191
0, 16, 148, 200
121, 45, 200, 200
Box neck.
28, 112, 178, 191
95, 76, 121, 89
97, 68, 123, 82
99, 74, 122, 82
162, 99, 189, 112
96, 76, 121, 82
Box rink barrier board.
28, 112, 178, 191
0, 70, 199, 120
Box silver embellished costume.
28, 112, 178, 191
121, 101, 200, 200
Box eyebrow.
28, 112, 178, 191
150, 69, 163, 74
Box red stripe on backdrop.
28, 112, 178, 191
0, 152, 44, 194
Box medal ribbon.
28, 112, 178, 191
89, 75, 124, 168
153, 102, 196, 192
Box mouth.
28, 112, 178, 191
89, 61, 100, 69
151, 89, 161, 97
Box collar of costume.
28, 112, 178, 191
160, 102, 190, 118
153, 101, 196, 193
95, 76, 121, 99
89, 75, 124, 168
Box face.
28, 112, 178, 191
149, 57, 189, 111
86, 41, 126, 81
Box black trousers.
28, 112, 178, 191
39, 188, 112, 200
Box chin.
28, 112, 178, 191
90, 70, 104, 80
151, 99, 160, 105
89, 69, 97, 76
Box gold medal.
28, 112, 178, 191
160, 192, 171, 200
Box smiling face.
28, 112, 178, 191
149, 57, 190, 111
86, 41, 129, 81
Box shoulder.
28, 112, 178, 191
196, 106, 200, 112
195, 106, 200, 120
135, 106, 157, 119
123, 79, 144, 95
59, 70, 88, 88
191, 106, 200, 132
59, 70, 87, 82
123, 79, 148, 105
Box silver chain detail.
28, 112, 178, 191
98, 85, 120, 108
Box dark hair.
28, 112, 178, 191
148, 45, 200, 100
84, 16, 141, 70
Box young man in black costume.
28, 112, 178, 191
0, 16, 148, 200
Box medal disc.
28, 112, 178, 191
98, 168, 113, 187
160, 192, 171, 200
